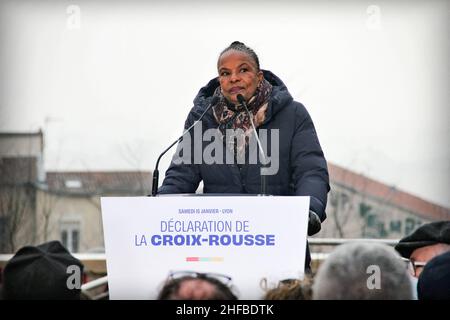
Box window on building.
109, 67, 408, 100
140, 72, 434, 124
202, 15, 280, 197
60, 221, 80, 253
0, 216, 8, 252
404, 218, 423, 236
376, 221, 388, 237
72, 229, 79, 253
65, 180, 82, 188
359, 202, 372, 218
390, 220, 402, 233
367, 213, 377, 228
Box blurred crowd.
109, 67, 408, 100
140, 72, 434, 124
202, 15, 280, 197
1, 221, 449, 300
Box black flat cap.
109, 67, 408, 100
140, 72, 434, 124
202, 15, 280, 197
2, 240, 84, 300
395, 221, 450, 258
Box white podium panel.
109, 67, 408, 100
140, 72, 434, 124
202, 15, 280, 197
101, 196, 309, 299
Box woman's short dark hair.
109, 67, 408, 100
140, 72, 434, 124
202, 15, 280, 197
157, 275, 238, 300
218, 41, 260, 71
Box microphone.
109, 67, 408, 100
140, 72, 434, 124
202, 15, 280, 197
151, 96, 219, 196
236, 94, 268, 195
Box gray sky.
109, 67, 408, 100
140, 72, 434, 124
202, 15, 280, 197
0, 0, 449, 208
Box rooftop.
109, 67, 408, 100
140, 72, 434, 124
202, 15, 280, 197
328, 163, 450, 221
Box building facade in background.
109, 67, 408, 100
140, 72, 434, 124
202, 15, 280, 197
0, 131, 151, 253
0, 131, 44, 252
320, 163, 450, 239
36, 171, 151, 253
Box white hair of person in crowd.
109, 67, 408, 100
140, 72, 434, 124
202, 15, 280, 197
312, 242, 413, 300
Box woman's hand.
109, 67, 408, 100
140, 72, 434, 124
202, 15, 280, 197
308, 210, 322, 236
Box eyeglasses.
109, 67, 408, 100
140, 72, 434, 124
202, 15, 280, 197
168, 270, 233, 285
400, 257, 427, 276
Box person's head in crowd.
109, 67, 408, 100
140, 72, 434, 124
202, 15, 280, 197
157, 271, 238, 300
313, 242, 413, 300
263, 275, 313, 300
417, 251, 450, 300
395, 221, 450, 277
2, 240, 84, 300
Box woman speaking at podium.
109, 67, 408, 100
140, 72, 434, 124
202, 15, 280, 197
158, 41, 330, 267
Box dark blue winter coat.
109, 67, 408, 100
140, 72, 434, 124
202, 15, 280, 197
159, 70, 330, 221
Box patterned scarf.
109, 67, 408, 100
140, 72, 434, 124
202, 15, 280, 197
212, 79, 272, 160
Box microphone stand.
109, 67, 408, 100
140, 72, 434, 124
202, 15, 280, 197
151, 96, 219, 196
237, 94, 268, 196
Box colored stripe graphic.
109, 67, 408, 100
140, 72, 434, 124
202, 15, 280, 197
186, 257, 224, 262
